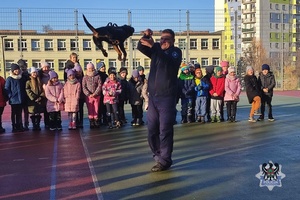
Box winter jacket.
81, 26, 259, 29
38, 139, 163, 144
118, 75, 129, 102
209, 75, 225, 100
244, 75, 261, 104
194, 76, 210, 97
258, 71, 276, 97
224, 74, 241, 101
45, 81, 65, 112
178, 72, 196, 99
25, 77, 46, 113
128, 78, 144, 105
5, 72, 27, 105
0, 76, 7, 107
137, 42, 182, 97
102, 79, 122, 104
64, 79, 81, 112
82, 72, 102, 97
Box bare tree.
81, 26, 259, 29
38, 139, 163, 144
242, 38, 270, 73
42, 25, 53, 33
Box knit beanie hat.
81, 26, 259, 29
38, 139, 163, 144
67, 69, 75, 77
10, 64, 20, 72
49, 70, 58, 80
228, 66, 236, 74
137, 66, 144, 71
108, 67, 117, 75
246, 66, 253, 72
86, 62, 95, 70
96, 61, 105, 70
132, 69, 139, 78
262, 64, 270, 71
181, 63, 189, 71
220, 60, 229, 67
194, 63, 201, 69
214, 66, 222, 73
28, 67, 38, 74
119, 67, 128, 74
40, 61, 50, 68
74, 63, 82, 72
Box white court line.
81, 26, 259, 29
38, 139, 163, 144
79, 130, 104, 200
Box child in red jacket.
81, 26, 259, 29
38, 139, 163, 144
209, 66, 225, 123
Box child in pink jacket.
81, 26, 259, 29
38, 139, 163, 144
64, 69, 81, 130
102, 67, 122, 129
82, 62, 102, 129
45, 71, 64, 131
224, 66, 241, 122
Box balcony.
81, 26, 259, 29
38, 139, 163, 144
242, 0, 256, 4
242, 37, 253, 42
242, 27, 255, 33
242, 8, 256, 14
242, 17, 256, 24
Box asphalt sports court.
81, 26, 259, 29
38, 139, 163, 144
0, 91, 299, 200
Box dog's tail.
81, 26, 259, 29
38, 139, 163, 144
83, 14, 99, 38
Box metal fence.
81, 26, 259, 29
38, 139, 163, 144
0, 8, 298, 90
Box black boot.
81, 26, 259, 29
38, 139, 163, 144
94, 119, 100, 128
32, 115, 42, 131
181, 115, 187, 124
89, 119, 95, 129
24, 122, 29, 131
0, 123, 5, 133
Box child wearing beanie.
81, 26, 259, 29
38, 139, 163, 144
82, 62, 102, 129
209, 66, 225, 123
45, 70, 65, 130
179, 63, 196, 123
128, 69, 144, 126
244, 66, 261, 122
224, 66, 241, 122
257, 64, 276, 121
102, 68, 122, 128
64, 69, 81, 130
5, 64, 26, 132
25, 67, 45, 131
117, 67, 129, 124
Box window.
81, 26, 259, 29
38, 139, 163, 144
225, 45, 227, 50
270, 23, 272, 29
18, 39, 27, 51
4, 39, 14, 51
190, 58, 198, 65
84, 59, 93, 70
275, 43, 279, 48
59, 59, 66, 70
132, 59, 140, 69
144, 58, 150, 69
276, 33, 280, 39
275, 24, 279, 29
275, 4, 279, 10
70, 39, 78, 51
31, 39, 40, 51
201, 39, 208, 50
5, 60, 14, 71
270, 3, 272, 9
45, 39, 53, 51
230, 44, 234, 49
32, 60, 41, 68
190, 39, 197, 50
212, 39, 219, 49
283, 24, 286, 30
83, 39, 92, 50
45, 60, 54, 69
57, 39, 66, 51
108, 59, 117, 68
132, 39, 139, 49
282, 5, 286, 11
201, 58, 209, 66
178, 39, 186, 49
212, 58, 219, 66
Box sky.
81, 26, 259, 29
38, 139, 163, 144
0, 0, 214, 10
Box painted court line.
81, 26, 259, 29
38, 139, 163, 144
79, 130, 104, 200
49, 133, 58, 200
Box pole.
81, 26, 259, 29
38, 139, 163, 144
1, 36, 7, 79
234, 10, 238, 69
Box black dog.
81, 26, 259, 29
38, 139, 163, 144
83, 14, 135, 63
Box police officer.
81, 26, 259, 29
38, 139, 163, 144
138, 28, 182, 172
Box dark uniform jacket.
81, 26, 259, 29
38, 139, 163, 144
244, 75, 261, 104
258, 72, 276, 97
137, 42, 182, 97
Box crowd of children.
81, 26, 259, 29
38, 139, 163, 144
0, 55, 276, 134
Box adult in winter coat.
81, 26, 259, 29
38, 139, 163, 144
257, 64, 276, 121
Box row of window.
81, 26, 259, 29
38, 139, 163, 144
4, 38, 220, 52
3, 56, 221, 71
